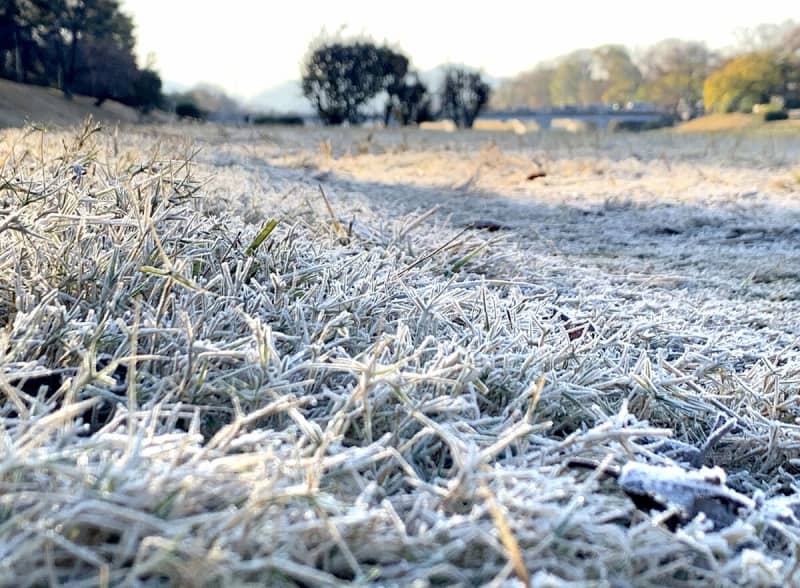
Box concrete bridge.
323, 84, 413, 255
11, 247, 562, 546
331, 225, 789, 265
479, 108, 672, 131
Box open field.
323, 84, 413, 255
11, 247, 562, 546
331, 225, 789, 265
2, 121, 800, 586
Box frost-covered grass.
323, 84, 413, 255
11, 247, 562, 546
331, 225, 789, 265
2, 120, 800, 587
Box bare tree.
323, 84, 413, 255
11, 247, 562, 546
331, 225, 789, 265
781, 23, 800, 55
593, 45, 642, 104
734, 20, 798, 53
637, 39, 718, 116
492, 65, 554, 110
550, 50, 599, 106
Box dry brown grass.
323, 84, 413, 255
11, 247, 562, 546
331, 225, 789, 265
675, 113, 762, 133
676, 113, 800, 135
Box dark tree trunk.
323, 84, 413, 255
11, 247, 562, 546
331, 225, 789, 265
65, 29, 79, 94
383, 101, 392, 126
14, 32, 23, 82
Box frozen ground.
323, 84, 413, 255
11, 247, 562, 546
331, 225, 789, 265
2, 122, 800, 586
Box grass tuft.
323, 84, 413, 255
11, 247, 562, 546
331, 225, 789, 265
2, 122, 800, 586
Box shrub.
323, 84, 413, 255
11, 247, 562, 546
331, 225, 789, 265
764, 110, 789, 122
128, 69, 163, 114
175, 102, 205, 120
252, 114, 304, 126
608, 116, 674, 132
385, 74, 433, 125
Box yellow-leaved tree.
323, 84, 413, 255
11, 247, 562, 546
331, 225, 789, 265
703, 52, 784, 113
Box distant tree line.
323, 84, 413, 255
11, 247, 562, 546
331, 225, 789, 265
492, 41, 717, 118
0, 0, 162, 112
167, 84, 247, 122
703, 22, 800, 114
301, 35, 490, 128
491, 20, 800, 118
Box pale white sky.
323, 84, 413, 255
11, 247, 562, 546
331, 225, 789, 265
122, 0, 799, 100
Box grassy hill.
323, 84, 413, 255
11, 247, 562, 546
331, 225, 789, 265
0, 78, 144, 128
